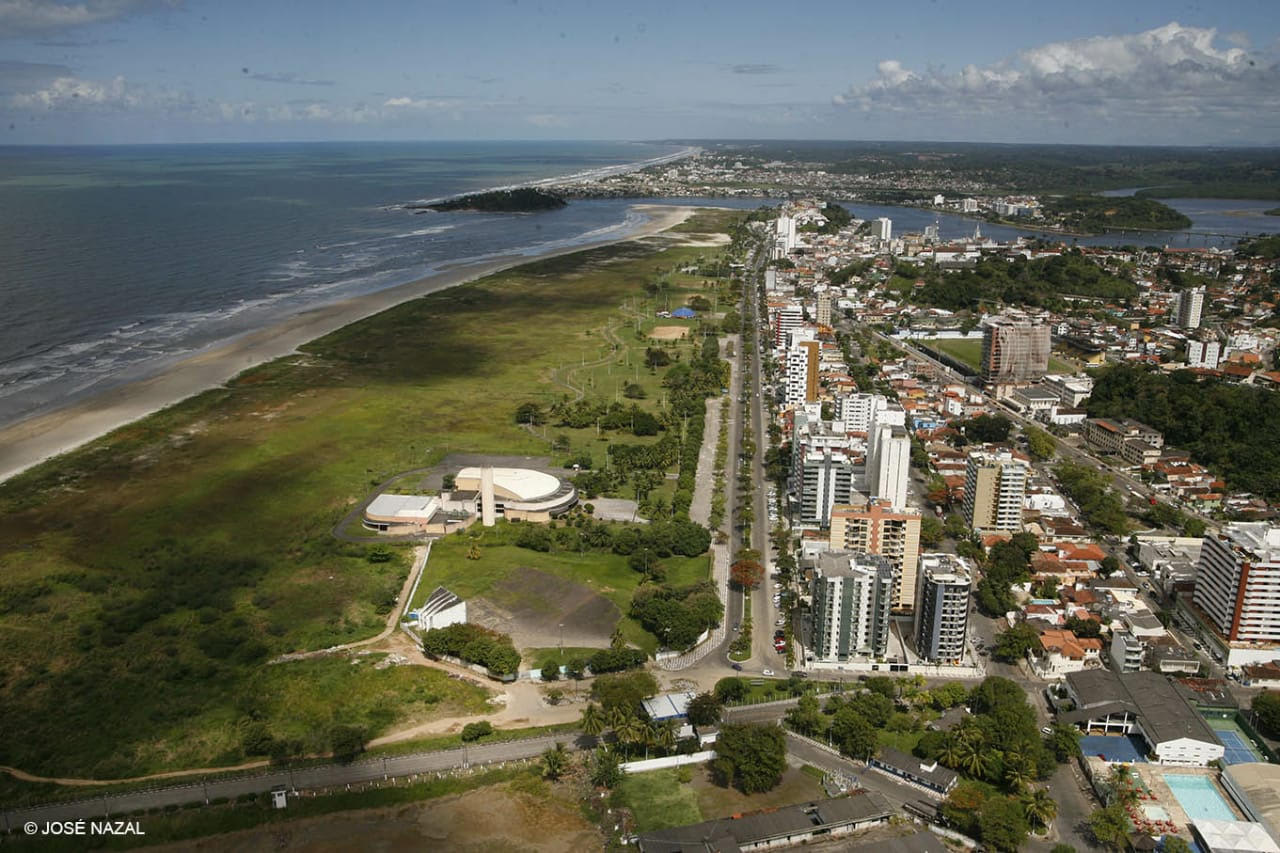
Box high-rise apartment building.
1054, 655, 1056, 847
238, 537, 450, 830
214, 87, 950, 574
795, 448, 855, 527
837, 393, 903, 436
1193, 523, 1280, 666
867, 424, 911, 511
980, 316, 1050, 388
816, 291, 833, 327
1186, 337, 1221, 369
1177, 287, 1205, 330
811, 551, 895, 661
785, 339, 820, 405
962, 450, 1028, 533
773, 304, 804, 347
871, 217, 893, 242
830, 497, 922, 611
915, 554, 972, 664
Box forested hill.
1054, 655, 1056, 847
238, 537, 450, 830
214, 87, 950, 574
410, 188, 568, 213
914, 251, 1137, 310
1087, 364, 1280, 501
1041, 196, 1192, 233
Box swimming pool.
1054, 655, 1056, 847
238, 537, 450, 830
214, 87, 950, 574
1162, 774, 1236, 822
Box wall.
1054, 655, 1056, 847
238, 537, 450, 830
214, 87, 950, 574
620, 751, 715, 774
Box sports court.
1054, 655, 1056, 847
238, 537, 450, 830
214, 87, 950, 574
1207, 717, 1265, 765
1079, 734, 1148, 763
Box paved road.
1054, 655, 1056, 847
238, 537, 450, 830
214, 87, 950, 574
2, 735, 573, 831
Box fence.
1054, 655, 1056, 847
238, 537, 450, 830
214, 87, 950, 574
620, 751, 716, 774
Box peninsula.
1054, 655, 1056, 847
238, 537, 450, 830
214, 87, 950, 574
409, 187, 568, 213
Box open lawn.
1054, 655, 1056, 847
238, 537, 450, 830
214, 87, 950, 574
0, 209, 738, 782
619, 765, 826, 832
926, 336, 1077, 374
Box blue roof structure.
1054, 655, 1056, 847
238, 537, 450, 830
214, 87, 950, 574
670, 307, 696, 318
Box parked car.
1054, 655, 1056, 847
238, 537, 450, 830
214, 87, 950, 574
1041, 726, 1053, 735
761, 669, 775, 676
731, 663, 743, 671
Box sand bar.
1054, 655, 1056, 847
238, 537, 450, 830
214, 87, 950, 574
0, 204, 695, 484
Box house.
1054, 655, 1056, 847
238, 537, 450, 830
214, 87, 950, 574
642, 692, 696, 722
408, 586, 466, 631
636, 790, 895, 852
1029, 629, 1104, 678
1241, 661, 1280, 688
868, 747, 958, 796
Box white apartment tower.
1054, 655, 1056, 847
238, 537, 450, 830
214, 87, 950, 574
915, 554, 973, 665
1193, 523, 1280, 666
811, 551, 895, 661
871, 217, 893, 242
796, 448, 855, 527
962, 450, 1028, 533
785, 339, 820, 406
1177, 287, 1205, 330
837, 393, 903, 436
773, 304, 804, 346
867, 424, 911, 511
1186, 338, 1221, 369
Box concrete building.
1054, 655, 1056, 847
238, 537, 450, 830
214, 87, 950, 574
636, 790, 895, 853
829, 498, 922, 612
454, 466, 577, 523
1188, 337, 1223, 369
1043, 373, 1095, 407
871, 217, 893, 242
914, 554, 972, 665
962, 450, 1028, 533
1110, 629, 1145, 673
816, 290, 833, 327
810, 551, 895, 662
961, 198, 978, 213
1082, 418, 1164, 456
838, 393, 903, 436
1194, 523, 1280, 666
867, 422, 911, 511
869, 747, 958, 797
786, 339, 820, 405
1060, 669, 1225, 766
795, 448, 855, 527
363, 494, 443, 533
408, 586, 467, 631
1177, 286, 1206, 330
980, 315, 1051, 390
773, 304, 804, 347
1030, 629, 1104, 678
1191, 819, 1280, 853
1222, 763, 1280, 847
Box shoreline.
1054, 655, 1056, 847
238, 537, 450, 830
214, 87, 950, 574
0, 203, 695, 485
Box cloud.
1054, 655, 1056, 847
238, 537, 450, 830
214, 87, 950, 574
34, 35, 123, 45
244, 70, 334, 87
0, 0, 179, 38
833, 22, 1280, 125
730, 63, 780, 75
0, 57, 71, 92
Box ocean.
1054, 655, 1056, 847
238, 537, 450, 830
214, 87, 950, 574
2, 143, 1276, 429
0, 141, 687, 426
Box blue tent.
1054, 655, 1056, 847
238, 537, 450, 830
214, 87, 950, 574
671, 307, 696, 318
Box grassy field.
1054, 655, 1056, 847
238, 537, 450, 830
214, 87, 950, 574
0, 210, 739, 782
619, 765, 826, 832
926, 336, 1077, 374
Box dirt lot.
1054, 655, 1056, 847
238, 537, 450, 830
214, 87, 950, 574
159, 786, 601, 853
468, 568, 619, 649
648, 325, 689, 340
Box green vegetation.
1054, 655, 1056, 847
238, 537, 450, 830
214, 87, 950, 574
1235, 235, 1280, 258
1054, 462, 1130, 534
629, 582, 723, 650
973, 534, 1040, 616
1089, 364, 1280, 501
916, 251, 1137, 311
1252, 691, 1280, 738
617, 768, 703, 831
422, 623, 522, 678
710, 723, 787, 794
1265, 208, 1280, 216
414, 187, 567, 212
992, 622, 1040, 663
1024, 426, 1056, 460
1087, 802, 1131, 851
1041, 195, 1191, 232
0, 210, 739, 781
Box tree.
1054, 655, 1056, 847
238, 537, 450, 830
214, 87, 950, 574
1046, 723, 1081, 762
461, 721, 493, 742
714, 677, 747, 703
784, 694, 827, 738
1024, 426, 1056, 460
623, 381, 647, 399
592, 670, 659, 715
1023, 787, 1057, 829
645, 347, 671, 368
864, 676, 897, 699
978, 795, 1030, 852
712, 724, 787, 793
931, 682, 969, 710
963, 414, 1013, 443
993, 622, 1040, 663
919, 515, 945, 546
1252, 691, 1280, 737
514, 401, 546, 425
1050, 845, 1076, 853
1163, 837, 1192, 853
830, 708, 877, 760
329, 725, 367, 763
942, 781, 986, 835
539, 656, 561, 681
730, 559, 764, 590
589, 747, 623, 789
686, 692, 723, 727
541, 742, 570, 780
1002, 749, 1034, 792
580, 703, 606, 737
1087, 803, 1130, 852
1099, 554, 1120, 578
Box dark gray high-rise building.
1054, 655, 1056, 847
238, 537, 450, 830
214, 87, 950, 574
811, 551, 895, 662
915, 554, 973, 664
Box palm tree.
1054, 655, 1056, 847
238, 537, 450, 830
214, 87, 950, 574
1002, 750, 1033, 792
1023, 788, 1058, 830
541, 742, 570, 780
606, 705, 632, 732
653, 719, 678, 754
938, 737, 964, 770
957, 740, 989, 779
617, 715, 648, 756
580, 703, 605, 738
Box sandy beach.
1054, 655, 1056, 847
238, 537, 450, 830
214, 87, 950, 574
0, 203, 694, 485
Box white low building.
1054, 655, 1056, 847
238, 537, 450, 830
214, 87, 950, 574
409, 586, 466, 631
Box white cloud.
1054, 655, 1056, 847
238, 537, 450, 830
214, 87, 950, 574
834, 22, 1280, 125
0, 0, 179, 38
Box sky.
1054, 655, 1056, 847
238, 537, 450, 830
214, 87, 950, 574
2, 0, 1279, 145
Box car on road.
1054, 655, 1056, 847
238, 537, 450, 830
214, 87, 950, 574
761, 669, 774, 676
731, 663, 743, 671
1041, 726, 1053, 735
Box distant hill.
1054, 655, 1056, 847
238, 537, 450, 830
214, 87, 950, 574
1042, 195, 1192, 233
409, 188, 568, 213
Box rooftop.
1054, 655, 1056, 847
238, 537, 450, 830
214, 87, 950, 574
1062, 670, 1218, 746
1224, 763, 1280, 841
874, 746, 959, 790
1192, 818, 1280, 853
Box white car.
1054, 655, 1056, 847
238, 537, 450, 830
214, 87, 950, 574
761, 669, 775, 676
